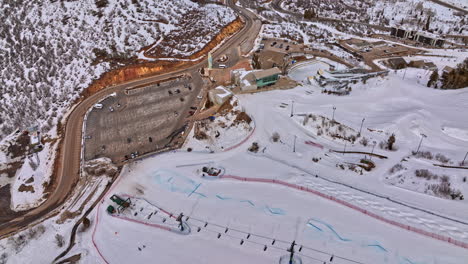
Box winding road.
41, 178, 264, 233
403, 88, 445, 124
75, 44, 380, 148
0, 0, 259, 239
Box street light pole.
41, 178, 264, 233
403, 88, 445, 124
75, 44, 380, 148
343, 142, 347, 154
293, 135, 297, 153
462, 151, 468, 166
370, 141, 376, 160
416, 133, 427, 154
358, 118, 365, 136
332, 106, 336, 122
290, 100, 294, 117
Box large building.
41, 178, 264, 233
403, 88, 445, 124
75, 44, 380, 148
233, 67, 282, 92
252, 67, 281, 87
390, 27, 445, 47
208, 86, 233, 105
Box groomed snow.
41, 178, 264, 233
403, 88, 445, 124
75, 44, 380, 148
76, 68, 468, 263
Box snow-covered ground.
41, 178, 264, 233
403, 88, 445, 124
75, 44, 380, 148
0, 160, 113, 264
64, 67, 468, 264
0, 0, 236, 141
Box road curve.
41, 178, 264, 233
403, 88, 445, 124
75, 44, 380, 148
0, 0, 259, 239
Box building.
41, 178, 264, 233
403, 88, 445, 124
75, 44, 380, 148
408, 60, 437, 71
233, 67, 281, 92
208, 86, 233, 105
386, 57, 407, 69
252, 67, 281, 87
408, 60, 425, 68
390, 27, 445, 47
442, 66, 454, 77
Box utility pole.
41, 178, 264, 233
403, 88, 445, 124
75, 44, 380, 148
290, 100, 294, 117
293, 135, 297, 153
370, 141, 376, 160
343, 142, 347, 154
462, 151, 468, 166
332, 106, 336, 122
402, 68, 407, 80
358, 118, 365, 136
176, 213, 184, 231
288, 240, 296, 264
416, 133, 427, 154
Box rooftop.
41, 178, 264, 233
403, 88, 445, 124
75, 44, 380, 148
253, 67, 281, 80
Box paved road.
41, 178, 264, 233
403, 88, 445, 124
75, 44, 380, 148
0, 0, 260, 239
428, 0, 467, 14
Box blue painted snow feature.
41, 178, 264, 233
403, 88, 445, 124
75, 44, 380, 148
306, 222, 323, 232
216, 194, 231, 200
309, 219, 351, 242
265, 206, 286, 215
402, 257, 424, 264
367, 244, 387, 252
240, 200, 255, 206
193, 192, 207, 198
188, 183, 202, 197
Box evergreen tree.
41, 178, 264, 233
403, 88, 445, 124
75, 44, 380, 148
427, 70, 439, 88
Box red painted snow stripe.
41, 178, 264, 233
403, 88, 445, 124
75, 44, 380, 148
92, 203, 110, 264
222, 122, 256, 152
91, 170, 127, 264
219, 175, 468, 250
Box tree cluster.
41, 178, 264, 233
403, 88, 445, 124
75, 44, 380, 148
441, 58, 468, 89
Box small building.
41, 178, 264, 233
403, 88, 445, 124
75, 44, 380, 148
240, 72, 258, 91
386, 57, 407, 69
252, 67, 281, 87
442, 66, 454, 76
208, 86, 233, 105
423, 61, 437, 71
408, 60, 425, 68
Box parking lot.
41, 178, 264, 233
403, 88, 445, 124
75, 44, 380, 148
84, 75, 202, 163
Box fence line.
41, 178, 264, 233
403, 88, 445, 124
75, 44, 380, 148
219, 175, 468, 250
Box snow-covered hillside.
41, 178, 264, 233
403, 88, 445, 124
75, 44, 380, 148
0, 0, 236, 140
281, 0, 467, 35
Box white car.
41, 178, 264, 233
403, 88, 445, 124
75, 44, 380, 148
197, 95, 203, 99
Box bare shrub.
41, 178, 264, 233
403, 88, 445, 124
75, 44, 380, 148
435, 153, 450, 164
312, 157, 320, 163
440, 175, 450, 183
414, 169, 438, 180
0, 253, 7, 264
317, 129, 323, 136
412, 151, 433, 160
55, 234, 65, 248
387, 133, 395, 150
7, 235, 26, 253
271, 132, 280, 142
389, 163, 404, 174
81, 217, 91, 232
378, 141, 386, 149
360, 137, 368, 146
